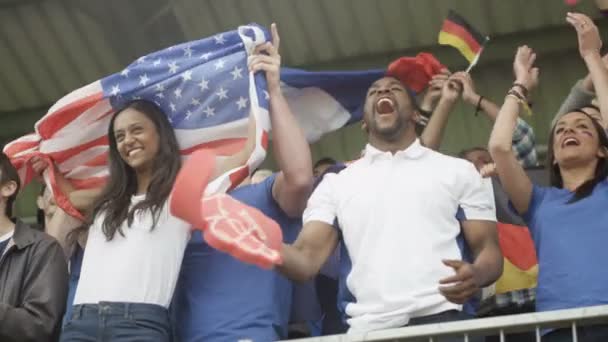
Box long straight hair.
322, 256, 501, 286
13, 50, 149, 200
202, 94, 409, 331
92, 100, 181, 240
547, 110, 608, 203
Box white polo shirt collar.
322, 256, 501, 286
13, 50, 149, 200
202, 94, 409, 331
364, 138, 427, 162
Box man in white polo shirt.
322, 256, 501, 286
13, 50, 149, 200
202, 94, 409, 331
278, 76, 502, 338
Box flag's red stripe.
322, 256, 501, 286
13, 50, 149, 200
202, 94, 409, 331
228, 165, 250, 191
441, 20, 482, 54
47, 135, 109, 164
180, 137, 247, 156
497, 222, 538, 270
37, 92, 104, 138
261, 130, 269, 149
83, 152, 109, 167
3, 140, 39, 157
71, 176, 107, 190
95, 108, 115, 121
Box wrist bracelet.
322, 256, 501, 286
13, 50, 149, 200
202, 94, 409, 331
507, 89, 526, 102
506, 93, 522, 102
506, 93, 533, 116
418, 108, 432, 117
512, 83, 529, 98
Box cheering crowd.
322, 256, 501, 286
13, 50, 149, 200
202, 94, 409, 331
1, 11, 608, 342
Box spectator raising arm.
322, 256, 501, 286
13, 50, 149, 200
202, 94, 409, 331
450, 72, 538, 168
420, 74, 460, 150
488, 46, 538, 215
568, 12, 608, 124
418, 69, 451, 118
249, 23, 313, 217
554, 65, 600, 117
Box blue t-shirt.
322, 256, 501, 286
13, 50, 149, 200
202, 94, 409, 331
518, 181, 608, 312
63, 245, 84, 326
173, 174, 305, 342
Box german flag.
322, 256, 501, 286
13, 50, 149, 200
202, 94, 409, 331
438, 10, 488, 64
490, 169, 549, 294
495, 222, 538, 293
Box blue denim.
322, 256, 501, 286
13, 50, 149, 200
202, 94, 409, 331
61, 302, 171, 342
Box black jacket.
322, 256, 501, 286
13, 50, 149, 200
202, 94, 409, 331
0, 220, 69, 342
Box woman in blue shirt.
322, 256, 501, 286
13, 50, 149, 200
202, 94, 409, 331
488, 13, 608, 342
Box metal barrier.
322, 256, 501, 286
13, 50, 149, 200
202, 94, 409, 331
285, 305, 608, 342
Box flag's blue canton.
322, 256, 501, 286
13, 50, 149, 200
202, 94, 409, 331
101, 25, 269, 131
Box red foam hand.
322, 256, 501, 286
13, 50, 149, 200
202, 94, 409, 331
201, 193, 283, 269
169, 149, 215, 229
169, 149, 283, 269
386, 52, 446, 93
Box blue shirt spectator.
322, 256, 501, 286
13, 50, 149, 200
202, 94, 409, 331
173, 174, 314, 341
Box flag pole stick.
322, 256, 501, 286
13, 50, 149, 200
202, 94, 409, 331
465, 36, 490, 73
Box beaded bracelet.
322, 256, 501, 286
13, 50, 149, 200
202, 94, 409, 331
506, 92, 532, 116
512, 83, 529, 98
507, 89, 525, 101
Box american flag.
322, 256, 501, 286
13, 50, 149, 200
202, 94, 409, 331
4, 24, 271, 220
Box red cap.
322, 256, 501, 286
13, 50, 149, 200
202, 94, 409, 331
386, 53, 445, 93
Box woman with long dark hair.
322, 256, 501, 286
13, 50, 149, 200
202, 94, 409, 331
489, 13, 608, 341
60, 99, 255, 341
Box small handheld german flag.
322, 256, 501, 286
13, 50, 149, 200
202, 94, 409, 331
438, 10, 489, 71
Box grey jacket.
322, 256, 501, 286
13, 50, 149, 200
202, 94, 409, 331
0, 220, 69, 342
552, 79, 596, 127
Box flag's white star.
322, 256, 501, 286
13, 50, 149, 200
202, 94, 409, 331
169, 102, 177, 112
139, 74, 149, 86
198, 78, 209, 92
203, 106, 215, 117
155, 83, 165, 92
168, 61, 179, 74
216, 87, 228, 100
183, 46, 193, 58
181, 70, 193, 82
137, 56, 146, 63
236, 96, 248, 110
174, 88, 182, 99
231, 66, 243, 80
153, 58, 162, 66
263, 90, 270, 100
214, 59, 225, 70
191, 98, 201, 106
120, 68, 130, 77
214, 34, 226, 45
185, 110, 193, 119
110, 85, 120, 96
200, 53, 212, 60
155, 92, 164, 99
